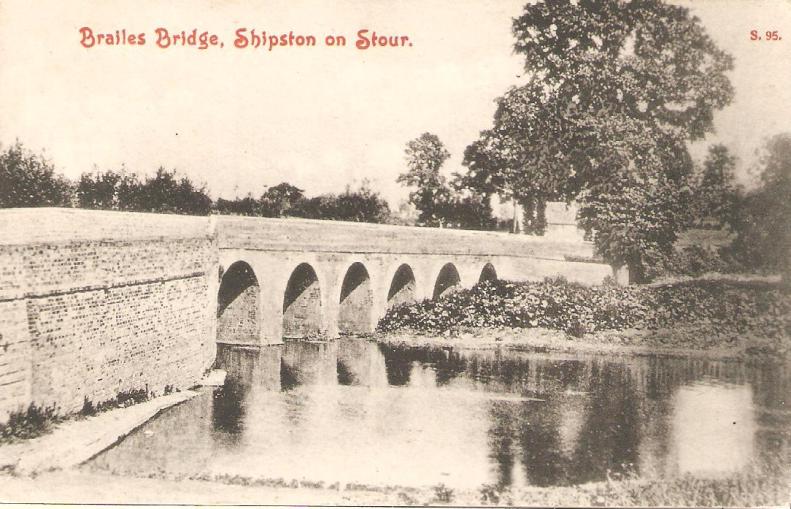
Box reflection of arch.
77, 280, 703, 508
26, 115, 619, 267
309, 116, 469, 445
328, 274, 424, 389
479, 263, 498, 283
217, 261, 260, 344
433, 263, 461, 299
387, 264, 416, 309
338, 262, 373, 335
283, 263, 322, 340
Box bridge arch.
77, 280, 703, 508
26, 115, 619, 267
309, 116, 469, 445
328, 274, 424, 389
283, 262, 322, 340
433, 262, 461, 299
387, 263, 417, 309
217, 260, 260, 344
338, 262, 374, 335
479, 263, 498, 283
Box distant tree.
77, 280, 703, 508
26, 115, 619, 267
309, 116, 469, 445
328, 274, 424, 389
134, 168, 212, 215
291, 180, 391, 223
214, 194, 261, 216
116, 173, 145, 211
460, 91, 555, 234
0, 141, 73, 208
690, 144, 741, 229
289, 195, 331, 219
77, 169, 127, 210
397, 133, 453, 226
260, 182, 305, 217
731, 133, 791, 282
442, 194, 496, 231
332, 181, 391, 223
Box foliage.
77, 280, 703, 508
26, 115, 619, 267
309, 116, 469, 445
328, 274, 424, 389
0, 142, 73, 208
396, 133, 497, 229
0, 387, 155, 444
397, 133, 453, 226
431, 483, 455, 504
459, 0, 734, 278
0, 403, 62, 443
77, 169, 124, 210
576, 156, 693, 283
291, 181, 391, 223
480, 460, 790, 507
214, 194, 261, 216
439, 193, 497, 231
377, 278, 791, 341
80, 387, 152, 417
521, 195, 547, 235
689, 144, 741, 229
78, 167, 212, 215
644, 245, 744, 281
259, 182, 305, 217
731, 133, 791, 281
139, 168, 213, 215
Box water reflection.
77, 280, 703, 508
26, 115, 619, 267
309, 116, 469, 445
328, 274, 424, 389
86, 340, 790, 490
671, 382, 755, 477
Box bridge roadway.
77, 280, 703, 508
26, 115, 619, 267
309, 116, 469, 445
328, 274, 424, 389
213, 215, 615, 345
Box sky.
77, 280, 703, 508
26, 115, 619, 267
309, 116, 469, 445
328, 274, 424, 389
1, 0, 790, 206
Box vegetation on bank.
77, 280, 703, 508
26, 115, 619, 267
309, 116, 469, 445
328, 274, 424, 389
0, 403, 63, 443
377, 278, 791, 354
0, 386, 167, 445
87, 458, 789, 507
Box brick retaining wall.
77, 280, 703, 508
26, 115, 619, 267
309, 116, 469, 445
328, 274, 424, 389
0, 209, 217, 419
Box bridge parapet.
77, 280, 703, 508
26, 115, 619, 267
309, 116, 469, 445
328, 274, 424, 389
214, 215, 598, 261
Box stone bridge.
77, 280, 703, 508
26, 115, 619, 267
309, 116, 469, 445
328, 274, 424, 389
0, 208, 618, 419
213, 215, 615, 346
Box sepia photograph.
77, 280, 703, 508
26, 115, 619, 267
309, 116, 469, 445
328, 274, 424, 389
0, 0, 789, 506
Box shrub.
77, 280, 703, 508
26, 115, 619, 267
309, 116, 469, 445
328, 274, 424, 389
377, 278, 791, 339
645, 245, 745, 281
0, 403, 62, 443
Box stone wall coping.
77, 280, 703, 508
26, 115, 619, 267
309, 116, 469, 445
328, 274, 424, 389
0, 208, 212, 246
0, 208, 596, 257
214, 214, 595, 258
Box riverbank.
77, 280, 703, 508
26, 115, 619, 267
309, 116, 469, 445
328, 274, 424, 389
1, 465, 787, 506
376, 324, 787, 362
377, 277, 791, 361
0, 390, 198, 475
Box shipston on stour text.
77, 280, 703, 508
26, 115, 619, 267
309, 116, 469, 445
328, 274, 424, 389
79, 27, 413, 51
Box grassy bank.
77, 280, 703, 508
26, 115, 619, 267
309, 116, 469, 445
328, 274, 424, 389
377, 278, 791, 358
8, 465, 785, 506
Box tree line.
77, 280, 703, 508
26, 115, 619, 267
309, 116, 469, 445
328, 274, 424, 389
0, 142, 392, 223
0, 140, 508, 230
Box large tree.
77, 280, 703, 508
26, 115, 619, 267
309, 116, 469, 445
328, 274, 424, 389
461, 0, 733, 281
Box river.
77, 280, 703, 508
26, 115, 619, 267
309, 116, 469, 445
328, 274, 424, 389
84, 339, 790, 491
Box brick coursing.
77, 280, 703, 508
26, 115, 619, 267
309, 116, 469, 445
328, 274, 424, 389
0, 209, 217, 419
